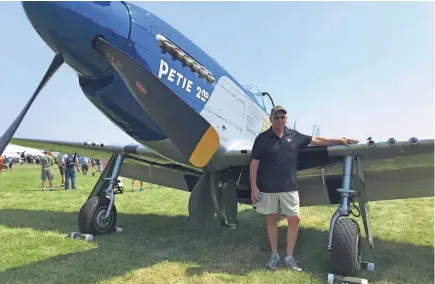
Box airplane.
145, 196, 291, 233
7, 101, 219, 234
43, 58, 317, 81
0, 1, 433, 279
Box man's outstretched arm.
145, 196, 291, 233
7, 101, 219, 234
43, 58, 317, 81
310, 137, 359, 146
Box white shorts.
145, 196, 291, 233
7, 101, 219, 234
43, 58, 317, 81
256, 191, 300, 217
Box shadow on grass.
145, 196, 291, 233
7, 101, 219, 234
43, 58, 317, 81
0, 209, 433, 283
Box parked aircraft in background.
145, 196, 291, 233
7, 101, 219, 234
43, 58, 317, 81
2, 144, 44, 158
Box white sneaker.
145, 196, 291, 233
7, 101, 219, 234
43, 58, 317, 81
285, 256, 302, 272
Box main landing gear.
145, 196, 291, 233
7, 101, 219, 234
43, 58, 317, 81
326, 156, 375, 283
188, 170, 239, 229
78, 153, 125, 235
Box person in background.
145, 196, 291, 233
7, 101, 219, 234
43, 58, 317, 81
64, 152, 80, 190
92, 159, 101, 176
58, 153, 68, 186
132, 180, 144, 192
79, 155, 89, 175
8, 157, 15, 172
3, 156, 9, 167
1, 156, 10, 174
0, 156, 4, 176
40, 150, 55, 191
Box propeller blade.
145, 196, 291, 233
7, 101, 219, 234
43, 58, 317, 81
0, 53, 64, 155
93, 37, 219, 168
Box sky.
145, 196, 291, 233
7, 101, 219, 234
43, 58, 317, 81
0, 1, 433, 146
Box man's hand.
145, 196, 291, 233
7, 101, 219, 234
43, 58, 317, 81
336, 137, 359, 147
251, 186, 260, 204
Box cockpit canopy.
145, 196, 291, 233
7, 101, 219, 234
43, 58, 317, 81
243, 84, 274, 113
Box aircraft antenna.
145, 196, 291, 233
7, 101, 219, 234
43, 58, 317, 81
261, 92, 275, 107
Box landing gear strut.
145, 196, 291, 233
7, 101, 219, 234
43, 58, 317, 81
187, 170, 239, 229
326, 156, 375, 281
78, 153, 125, 235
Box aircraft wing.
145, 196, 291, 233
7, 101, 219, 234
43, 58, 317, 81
225, 137, 434, 205
10, 137, 202, 191
225, 137, 434, 165
11, 137, 434, 204
10, 138, 165, 162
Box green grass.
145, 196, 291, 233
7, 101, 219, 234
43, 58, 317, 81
0, 164, 433, 284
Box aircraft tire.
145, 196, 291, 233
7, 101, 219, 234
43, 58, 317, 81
77, 195, 117, 235
330, 217, 362, 276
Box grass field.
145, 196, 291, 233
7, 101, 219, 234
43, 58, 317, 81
0, 164, 433, 284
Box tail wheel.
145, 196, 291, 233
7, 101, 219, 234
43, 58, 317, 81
78, 195, 117, 235
330, 217, 362, 276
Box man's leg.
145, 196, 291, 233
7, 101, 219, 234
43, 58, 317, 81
71, 170, 76, 189
65, 169, 70, 189
59, 167, 65, 186
256, 193, 281, 269
48, 171, 54, 190
286, 215, 301, 257
279, 191, 302, 271
266, 213, 279, 254
41, 171, 46, 190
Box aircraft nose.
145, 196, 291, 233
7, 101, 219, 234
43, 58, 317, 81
22, 1, 131, 77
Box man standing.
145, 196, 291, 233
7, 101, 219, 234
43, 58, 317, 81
250, 106, 358, 271
131, 179, 144, 192
58, 153, 67, 186
65, 152, 80, 190
40, 150, 55, 191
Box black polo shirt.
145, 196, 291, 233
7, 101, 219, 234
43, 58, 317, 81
251, 127, 312, 193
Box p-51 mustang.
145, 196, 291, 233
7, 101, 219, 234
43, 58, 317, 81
1, 1, 433, 278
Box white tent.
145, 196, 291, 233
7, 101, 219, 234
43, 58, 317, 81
2, 144, 44, 158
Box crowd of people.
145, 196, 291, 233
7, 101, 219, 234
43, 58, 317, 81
40, 151, 111, 191
1, 151, 146, 192
0, 155, 15, 175
0, 151, 109, 191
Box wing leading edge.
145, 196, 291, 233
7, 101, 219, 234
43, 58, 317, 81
10, 137, 202, 192
225, 137, 434, 165
10, 138, 170, 164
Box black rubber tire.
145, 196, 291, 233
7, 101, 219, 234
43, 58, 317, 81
77, 195, 117, 235
330, 217, 362, 276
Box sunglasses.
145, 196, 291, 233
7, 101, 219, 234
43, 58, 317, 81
272, 115, 286, 120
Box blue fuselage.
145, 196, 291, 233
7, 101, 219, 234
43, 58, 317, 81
22, 1, 267, 162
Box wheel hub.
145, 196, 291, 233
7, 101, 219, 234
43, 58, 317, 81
95, 208, 112, 230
